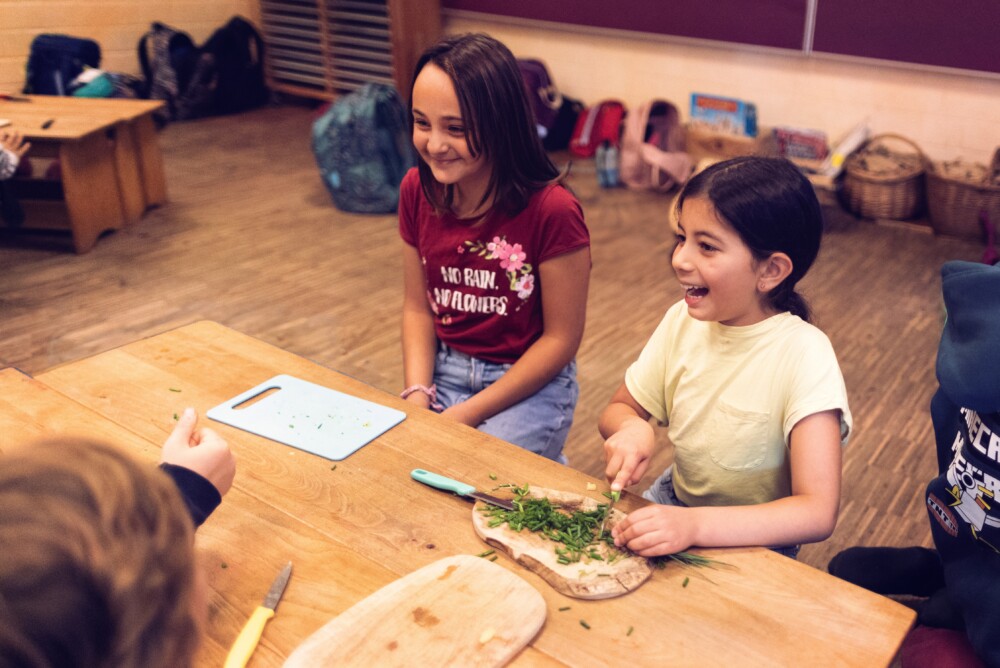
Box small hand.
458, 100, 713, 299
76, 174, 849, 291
162, 407, 236, 496
612, 504, 698, 556
440, 401, 480, 427
0, 130, 31, 160
603, 418, 655, 490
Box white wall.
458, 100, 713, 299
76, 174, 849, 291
445, 13, 1000, 164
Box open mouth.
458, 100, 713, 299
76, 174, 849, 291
682, 284, 708, 298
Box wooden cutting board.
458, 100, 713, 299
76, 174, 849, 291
472, 486, 653, 600
282, 555, 545, 668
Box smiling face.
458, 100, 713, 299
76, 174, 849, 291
411, 63, 492, 211
672, 196, 776, 327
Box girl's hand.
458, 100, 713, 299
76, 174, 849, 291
162, 407, 236, 497
404, 391, 431, 410
440, 401, 480, 427
612, 504, 698, 556
0, 130, 30, 159
603, 416, 655, 490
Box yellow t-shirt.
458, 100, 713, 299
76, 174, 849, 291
625, 302, 852, 507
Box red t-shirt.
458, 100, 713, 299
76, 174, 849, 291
399, 168, 590, 364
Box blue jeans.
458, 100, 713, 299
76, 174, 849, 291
433, 343, 578, 462
643, 466, 801, 559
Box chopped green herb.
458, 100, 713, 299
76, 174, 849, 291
489, 555, 498, 561
221, 562, 228, 569
558, 606, 571, 612
169, 388, 181, 392
627, 626, 634, 636
317, 423, 323, 429
682, 576, 690, 587
289, 424, 294, 428
172, 413, 178, 421
489, 473, 498, 480
477, 549, 495, 558
330, 465, 337, 471
580, 620, 591, 630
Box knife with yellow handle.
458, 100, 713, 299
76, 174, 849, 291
224, 561, 292, 668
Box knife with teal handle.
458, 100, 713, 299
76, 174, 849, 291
411, 469, 515, 510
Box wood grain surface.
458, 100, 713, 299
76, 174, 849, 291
30, 321, 917, 666
283, 555, 546, 668
472, 486, 652, 600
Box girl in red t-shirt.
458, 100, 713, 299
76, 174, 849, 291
399, 33, 591, 461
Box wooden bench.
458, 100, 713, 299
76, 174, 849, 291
1, 96, 166, 252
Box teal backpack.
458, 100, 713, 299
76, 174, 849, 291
312, 83, 415, 214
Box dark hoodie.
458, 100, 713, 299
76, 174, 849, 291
925, 260, 1000, 667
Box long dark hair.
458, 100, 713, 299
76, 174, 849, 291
409, 33, 559, 217
677, 156, 823, 322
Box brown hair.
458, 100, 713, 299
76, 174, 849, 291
0, 438, 200, 668
409, 32, 561, 218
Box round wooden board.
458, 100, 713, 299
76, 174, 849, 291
472, 486, 653, 600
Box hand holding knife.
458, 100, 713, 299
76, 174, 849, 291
224, 561, 292, 668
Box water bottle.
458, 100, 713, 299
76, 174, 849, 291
595, 141, 609, 188
604, 142, 619, 187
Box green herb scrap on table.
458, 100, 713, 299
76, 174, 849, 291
480, 483, 726, 570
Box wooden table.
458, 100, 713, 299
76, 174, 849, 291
0, 96, 166, 252
5, 321, 915, 666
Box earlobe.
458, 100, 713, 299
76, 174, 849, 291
760, 253, 793, 290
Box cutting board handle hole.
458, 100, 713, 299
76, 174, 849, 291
232, 386, 281, 410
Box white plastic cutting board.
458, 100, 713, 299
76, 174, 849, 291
207, 374, 405, 461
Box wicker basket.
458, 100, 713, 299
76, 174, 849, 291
925, 149, 1000, 240
842, 133, 926, 220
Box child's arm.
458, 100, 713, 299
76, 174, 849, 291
612, 409, 843, 555
599, 382, 656, 491
161, 407, 236, 496
441, 247, 590, 426
401, 243, 438, 409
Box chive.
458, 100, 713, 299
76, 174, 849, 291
172, 413, 178, 421
558, 606, 570, 612
489, 473, 498, 480
330, 465, 337, 471
169, 388, 181, 392
221, 562, 228, 569
682, 577, 690, 587
580, 620, 590, 630
627, 626, 634, 636
489, 555, 498, 561
477, 549, 495, 558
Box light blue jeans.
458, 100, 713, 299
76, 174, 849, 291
643, 465, 801, 559
433, 343, 578, 463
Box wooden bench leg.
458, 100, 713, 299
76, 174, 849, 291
59, 132, 124, 253
112, 121, 146, 226
132, 113, 167, 207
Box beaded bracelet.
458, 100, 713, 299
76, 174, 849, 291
400, 383, 444, 411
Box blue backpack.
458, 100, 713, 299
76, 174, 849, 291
312, 83, 415, 214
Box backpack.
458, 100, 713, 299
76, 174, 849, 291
619, 99, 692, 192
23, 34, 101, 95
517, 59, 562, 137
569, 100, 626, 158
312, 83, 416, 214
138, 22, 213, 121
200, 16, 269, 116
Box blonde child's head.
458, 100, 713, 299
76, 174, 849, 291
0, 438, 200, 668
676, 156, 823, 322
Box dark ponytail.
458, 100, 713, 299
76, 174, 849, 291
677, 156, 823, 322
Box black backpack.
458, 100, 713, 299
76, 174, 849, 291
201, 16, 269, 115
138, 22, 214, 121
23, 34, 101, 95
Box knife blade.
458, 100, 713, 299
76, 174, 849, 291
598, 487, 621, 538
411, 469, 515, 511
224, 561, 292, 668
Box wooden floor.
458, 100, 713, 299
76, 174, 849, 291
0, 104, 984, 572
